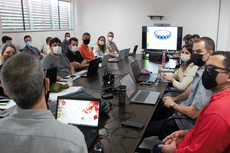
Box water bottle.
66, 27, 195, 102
162, 51, 166, 68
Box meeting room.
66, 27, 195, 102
0, 0, 230, 153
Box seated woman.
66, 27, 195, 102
93, 36, 108, 59
0, 43, 17, 97
160, 43, 198, 92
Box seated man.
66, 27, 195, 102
78, 32, 95, 60
0, 36, 12, 49
106, 31, 120, 57
62, 32, 71, 54
154, 51, 230, 153
0, 53, 87, 153
21, 35, 45, 58
65, 37, 89, 71
42, 37, 52, 55
140, 37, 215, 142
41, 37, 75, 80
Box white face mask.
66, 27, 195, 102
181, 54, 190, 62
71, 46, 78, 52
53, 46, 62, 55
66, 37, 70, 41
108, 37, 113, 42
99, 41, 105, 46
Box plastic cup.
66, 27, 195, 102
67, 79, 73, 87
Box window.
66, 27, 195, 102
0, 0, 71, 32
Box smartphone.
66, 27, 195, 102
121, 120, 144, 129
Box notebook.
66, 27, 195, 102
56, 96, 101, 148
131, 60, 157, 82
108, 49, 125, 62
124, 48, 131, 58
119, 73, 160, 105
99, 54, 109, 68
78, 58, 100, 77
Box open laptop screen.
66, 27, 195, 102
119, 73, 137, 99
56, 97, 100, 128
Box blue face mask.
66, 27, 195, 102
26, 41, 31, 47
71, 46, 78, 52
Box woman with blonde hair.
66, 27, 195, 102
93, 36, 108, 59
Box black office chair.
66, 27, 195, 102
158, 115, 196, 140
128, 45, 138, 56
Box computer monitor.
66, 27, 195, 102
142, 26, 183, 51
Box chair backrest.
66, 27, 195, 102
133, 45, 138, 54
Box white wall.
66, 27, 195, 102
75, 0, 229, 52
0, 0, 229, 51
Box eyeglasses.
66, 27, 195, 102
205, 65, 230, 73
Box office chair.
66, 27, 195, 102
128, 45, 138, 56
158, 115, 196, 140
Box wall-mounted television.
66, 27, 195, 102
142, 26, 183, 51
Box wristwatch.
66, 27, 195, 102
170, 102, 176, 108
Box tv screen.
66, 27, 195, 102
142, 26, 183, 51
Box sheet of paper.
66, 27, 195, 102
0, 100, 16, 109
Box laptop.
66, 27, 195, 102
119, 73, 160, 105
99, 54, 109, 68
128, 45, 138, 56
78, 58, 100, 77
131, 60, 157, 82
56, 96, 101, 148
124, 48, 131, 58
108, 49, 125, 62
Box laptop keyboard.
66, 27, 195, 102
134, 91, 150, 102
82, 130, 98, 148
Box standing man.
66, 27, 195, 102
106, 31, 120, 57
154, 51, 230, 153
62, 32, 71, 54
41, 37, 75, 80
22, 35, 45, 58
65, 37, 89, 71
78, 32, 95, 60
0, 53, 87, 153
0, 36, 12, 49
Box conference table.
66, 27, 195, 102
72, 54, 177, 153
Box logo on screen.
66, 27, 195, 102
154, 30, 171, 40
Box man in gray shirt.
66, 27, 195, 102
0, 53, 87, 153
41, 37, 75, 80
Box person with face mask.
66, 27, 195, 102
41, 37, 75, 80
106, 31, 120, 57
159, 43, 198, 91
65, 37, 89, 71
138, 37, 214, 148
78, 32, 95, 60
153, 51, 230, 153
21, 35, 45, 58
61, 32, 71, 54
93, 36, 108, 59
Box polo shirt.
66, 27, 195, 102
78, 43, 94, 60
65, 49, 84, 63
21, 46, 41, 57
106, 41, 118, 54
176, 89, 230, 153
61, 40, 69, 54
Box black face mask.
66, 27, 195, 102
83, 39, 90, 45
202, 67, 218, 89
192, 53, 205, 66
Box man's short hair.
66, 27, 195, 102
82, 32, 90, 38
107, 31, 114, 36
183, 34, 192, 41
24, 35, 31, 40
69, 37, 78, 45
49, 37, 61, 47
46, 37, 52, 44
65, 32, 70, 36
192, 34, 200, 39
2, 36, 12, 43
194, 37, 215, 52
212, 51, 230, 70
1, 53, 44, 109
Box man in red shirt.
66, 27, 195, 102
153, 51, 230, 153
78, 32, 95, 60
